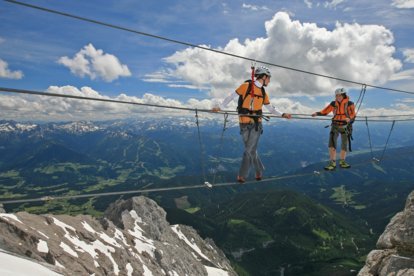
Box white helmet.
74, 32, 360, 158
255, 66, 271, 77
335, 88, 347, 95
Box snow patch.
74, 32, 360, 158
171, 225, 211, 262
16, 123, 37, 131
0, 214, 24, 224
128, 219, 155, 258
52, 218, 76, 234
59, 242, 78, 258
126, 263, 133, 276
129, 210, 145, 224
81, 221, 96, 233
0, 250, 61, 275
55, 260, 65, 269
98, 232, 121, 248
142, 264, 153, 276
205, 266, 229, 276
114, 228, 128, 246
37, 239, 49, 253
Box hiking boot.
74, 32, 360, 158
339, 159, 351, 169
237, 176, 246, 183
324, 161, 336, 171
255, 172, 262, 181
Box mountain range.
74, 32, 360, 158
1, 118, 414, 275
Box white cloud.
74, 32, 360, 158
324, 0, 345, 9
242, 4, 270, 11
167, 83, 210, 90
390, 69, 414, 81
0, 86, 216, 121
0, 59, 23, 79
58, 43, 131, 82
1, 85, 409, 122
304, 0, 313, 9
157, 12, 401, 99
358, 106, 414, 117
403, 48, 414, 63
392, 0, 414, 9
399, 98, 414, 103
0, 85, 317, 122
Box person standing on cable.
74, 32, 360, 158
212, 66, 291, 183
311, 88, 356, 171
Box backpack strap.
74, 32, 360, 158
237, 80, 266, 114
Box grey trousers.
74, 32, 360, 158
238, 123, 264, 179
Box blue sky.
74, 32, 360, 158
0, 0, 414, 121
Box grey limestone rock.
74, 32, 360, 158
0, 196, 236, 276
358, 190, 414, 276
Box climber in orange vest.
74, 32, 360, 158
312, 88, 356, 170
213, 66, 291, 182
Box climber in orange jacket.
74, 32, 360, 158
312, 88, 356, 170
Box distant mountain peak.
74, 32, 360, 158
53, 121, 101, 134
0, 121, 38, 132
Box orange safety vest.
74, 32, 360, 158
235, 82, 270, 124
318, 97, 356, 124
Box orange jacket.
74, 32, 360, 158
236, 82, 270, 124
316, 97, 356, 123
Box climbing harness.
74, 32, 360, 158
325, 119, 353, 151
237, 64, 268, 131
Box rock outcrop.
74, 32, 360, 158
358, 190, 414, 276
0, 196, 236, 275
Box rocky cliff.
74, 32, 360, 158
0, 196, 236, 275
358, 190, 414, 276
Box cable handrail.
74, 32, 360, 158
2, 87, 414, 122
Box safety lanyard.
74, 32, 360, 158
249, 65, 255, 111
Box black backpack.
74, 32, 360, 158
237, 80, 266, 114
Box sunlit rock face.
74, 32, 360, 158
0, 196, 236, 276
358, 190, 414, 276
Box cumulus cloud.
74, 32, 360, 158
0, 59, 23, 79
58, 43, 131, 82
0, 86, 219, 121
242, 4, 270, 11
403, 48, 414, 63
324, 0, 345, 9
392, 0, 414, 9
157, 12, 401, 99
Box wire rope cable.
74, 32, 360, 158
4, 0, 414, 95
2, 86, 414, 122
195, 109, 207, 183
379, 120, 396, 162
212, 113, 229, 184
